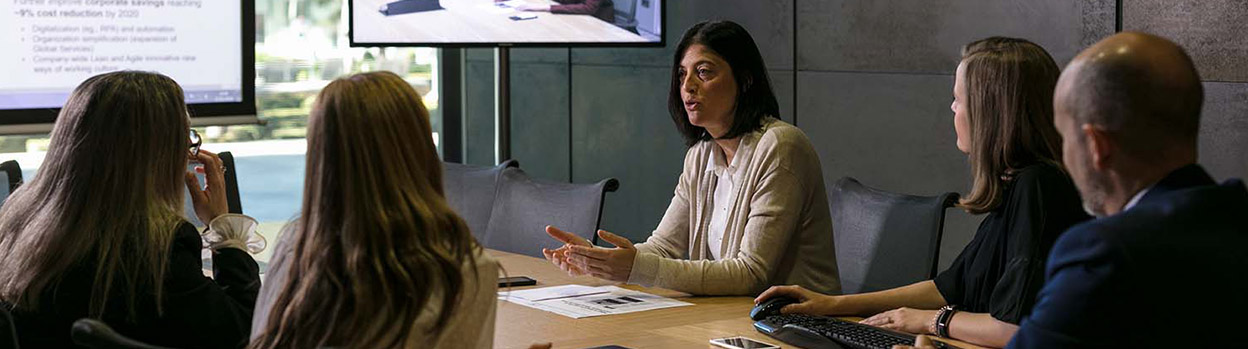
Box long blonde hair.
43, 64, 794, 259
251, 71, 479, 348
956, 37, 1064, 214
0, 71, 189, 319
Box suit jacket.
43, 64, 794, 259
1008, 165, 1248, 348
551, 0, 615, 23
8, 222, 260, 348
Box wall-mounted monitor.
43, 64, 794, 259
0, 0, 258, 135
350, 0, 664, 47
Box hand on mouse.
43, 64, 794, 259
754, 285, 841, 315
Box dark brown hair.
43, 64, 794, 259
250, 71, 480, 348
957, 37, 1064, 214
668, 20, 779, 146
0, 71, 188, 319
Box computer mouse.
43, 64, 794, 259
750, 296, 798, 321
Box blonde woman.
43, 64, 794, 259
0, 71, 261, 348
249, 72, 498, 348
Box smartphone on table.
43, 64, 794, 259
498, 276, 537, 287
709, 336, 780, 349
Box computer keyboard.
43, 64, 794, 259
753, 314, 953, 349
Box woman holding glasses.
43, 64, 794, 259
0, 71, 264, 348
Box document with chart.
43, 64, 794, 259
500, 285, 692, 319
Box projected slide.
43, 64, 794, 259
351, 0, 663, 45
0, 0, 243, 110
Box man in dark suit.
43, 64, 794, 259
999, 32, 1248, 347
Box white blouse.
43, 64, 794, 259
705, 138, 749, 260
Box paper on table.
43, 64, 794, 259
499, 284, 609, 302
478, 0, 524, 14
500, 285, 693, 319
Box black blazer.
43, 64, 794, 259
8, 222, 260, 348
1008, 165, 1248, 348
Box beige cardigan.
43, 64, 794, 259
629, 118, 841, 296
251, 235, 498, 348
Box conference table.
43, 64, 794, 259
490, 249, 983, 349
352, 0, 649, 44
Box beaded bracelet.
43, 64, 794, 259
927, 308, 943, 335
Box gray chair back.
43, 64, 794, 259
442, 160, 519, 242
831, 177, 958, 294
612, 0, 639, 33
483, 167, 618, 258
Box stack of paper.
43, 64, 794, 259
499, 285, 693, 319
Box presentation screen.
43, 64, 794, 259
0, 0, 255, 130
350, 0, 664, 47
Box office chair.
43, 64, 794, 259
70, 319, 170, 349
612, 0, 639, 34
482, 166, 619, 258
830, 177, 958, 294
442, 159, 520, 243
1, 304, 17, 349
217, 151, 244, 214
0, 160, 23, 206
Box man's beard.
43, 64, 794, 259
1072, 156, 1112, 218
1077, 171, 1113, 218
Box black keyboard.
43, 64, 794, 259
753, 314, 953, 349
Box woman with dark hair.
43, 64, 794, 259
0, 71, 261, 348
249, 71, 498, 348
541, 20, 841, 296
756, 37, 1090, 348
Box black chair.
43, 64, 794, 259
442, 159, 519, 243
482, 166, 619, 258
1, 304, 17, 349
70, 319, 169, 349
830, 177, 958, 294
217, 151, 244, 214
0, 160, 23, 206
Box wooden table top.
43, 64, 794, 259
352, 0, 649, 44
490, 249, 982, 349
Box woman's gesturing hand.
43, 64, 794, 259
564, 230, 636, 282
542, 225, 593, 277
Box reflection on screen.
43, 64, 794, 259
352, 0, 662, 45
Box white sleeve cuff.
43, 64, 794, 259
203, 214, 266, 253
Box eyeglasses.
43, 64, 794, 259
189, 129, 202, 157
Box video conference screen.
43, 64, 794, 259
0, 0, 251, 122
350, 0, 663, 46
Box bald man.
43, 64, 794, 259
999, 32, 1248, 348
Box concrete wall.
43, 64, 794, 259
464, 0, 1248, 270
